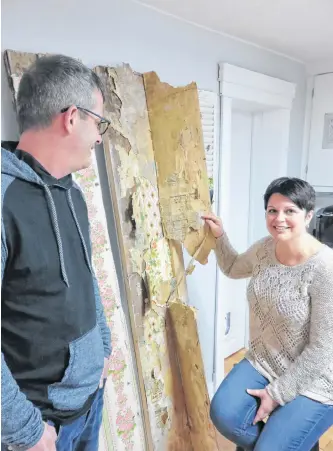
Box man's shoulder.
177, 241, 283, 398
1, 172, 16, 205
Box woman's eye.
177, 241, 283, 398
268, 209, 276, 214
286, 209, 295, 214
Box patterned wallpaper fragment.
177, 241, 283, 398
74, 160, 147, 451
95, 64, 192, 450
143, 72, 216, 265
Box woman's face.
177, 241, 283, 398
265, 193, 313, 241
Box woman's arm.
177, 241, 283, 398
215, 234, 263, 279
266, 258, 333, 405
203, 212, 264, 279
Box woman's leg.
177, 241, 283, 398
253, 396, 333, 451
210, 359, 269, 450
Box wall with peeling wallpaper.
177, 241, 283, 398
1, 0, 308, 397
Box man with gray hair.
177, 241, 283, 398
1, 54, 112, 451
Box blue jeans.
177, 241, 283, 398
1, 387, 104, 451
51, 386, 104, 451
210, 359, 333, 451
1, 388, 104, 451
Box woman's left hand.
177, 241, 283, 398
247, 388, 279, 424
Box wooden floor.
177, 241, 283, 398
216, 349, 333, 451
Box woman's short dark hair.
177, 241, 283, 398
264, 177, 316, 213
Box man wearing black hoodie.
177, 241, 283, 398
1, 55, 112, 451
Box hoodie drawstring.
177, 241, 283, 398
43, 186, 92, 287
66, 189, 93, 274
43, 185, 70, 287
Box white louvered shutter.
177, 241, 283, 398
198, 90, 218, 191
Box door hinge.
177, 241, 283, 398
312, 88, 315, 98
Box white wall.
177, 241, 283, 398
306, 59, 333, 75
1, 0, 308, 391
2, 0, 307, 175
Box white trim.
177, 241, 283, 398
220, 64, 296, 98
219, 64, 296, 110
214, 95, 233, 389
131, 0, 305, 64
244, 113, 256, 350
212, 83, 222, 391
300, 76, 315, 180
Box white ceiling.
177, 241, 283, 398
134, 0, 333, 63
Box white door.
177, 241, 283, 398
197, 64, 295, 390
307, 73, 333, 189
215, 105, 294, 373
249, 109, 291, 244
221, 107, 291, 358
222, 110, 252, 357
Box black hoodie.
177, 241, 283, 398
1, 147, 111, 449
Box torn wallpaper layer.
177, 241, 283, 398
143, 72, 220, 451
143, 72, 216, 265
94, 64, 192, 451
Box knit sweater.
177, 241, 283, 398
215, 234, 333, 406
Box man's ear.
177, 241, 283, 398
62, 105, 78, 133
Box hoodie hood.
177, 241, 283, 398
2, 146, 44, 186
1, 147, 93, 286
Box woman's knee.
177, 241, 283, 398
210, 393, 259, 450
210, 388, 245, 437
210, 391, 234, 435
210, 360, 268, 447
210, 380, 262, 449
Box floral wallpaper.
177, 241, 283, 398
74, 156, 146, 451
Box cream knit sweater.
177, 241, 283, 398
215, 234, 333, 406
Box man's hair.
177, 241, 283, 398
17, 54, 105, 133
264, 177, 316, 213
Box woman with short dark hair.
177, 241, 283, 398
203, 177, 333, 451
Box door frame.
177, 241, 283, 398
301, 60, 333, 183
301, 71, 333, 191
213, 63, 296, 391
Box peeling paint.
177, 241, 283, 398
117, 147, 140, 198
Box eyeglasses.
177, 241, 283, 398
61, 106, 111, 136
